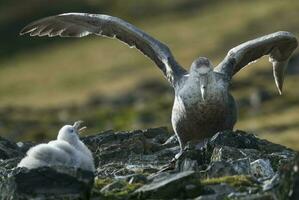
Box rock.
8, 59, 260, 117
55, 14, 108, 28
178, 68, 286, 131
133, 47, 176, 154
250, 159, 274, 179
180, 158, 199, 171
135, 171, 202, 199
291, 164, 299, 199
202, 159, 250, 178
0, 136, 24, 159
0, 128, 298, 199
16, 141, 35, 154
82, 127, 176, 178
262, 173, 280, 191
195, 184, 236, 200
175, 130, 298, 199
0, 167, 94, 200
211, 146, 261, 162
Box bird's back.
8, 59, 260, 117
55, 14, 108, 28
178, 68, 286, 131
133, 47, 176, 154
18, 142, 75, 169
17, 140, 94, 171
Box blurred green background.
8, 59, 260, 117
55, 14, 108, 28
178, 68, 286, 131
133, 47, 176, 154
0, 0, 299, 150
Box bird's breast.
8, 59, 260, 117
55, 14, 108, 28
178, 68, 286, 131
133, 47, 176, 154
172, 76, 231, 121
177, 79, 228, 107
171, 73, 236, 143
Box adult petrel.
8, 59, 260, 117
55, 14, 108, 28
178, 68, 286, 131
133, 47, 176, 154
20, 13, 298, 157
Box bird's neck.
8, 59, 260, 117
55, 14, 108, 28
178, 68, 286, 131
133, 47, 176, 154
73, 140, 92, 158
57, 135, 79, 147
68, 139, 81, 150
183, 72, 228, 102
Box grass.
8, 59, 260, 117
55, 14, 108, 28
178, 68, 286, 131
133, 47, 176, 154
0, 0, 299, 150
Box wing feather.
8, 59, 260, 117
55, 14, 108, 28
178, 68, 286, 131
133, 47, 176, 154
214, 31, 298, 94
20, 13, 187, 86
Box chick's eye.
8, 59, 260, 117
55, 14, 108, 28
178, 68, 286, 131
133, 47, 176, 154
69, 128, 74, 133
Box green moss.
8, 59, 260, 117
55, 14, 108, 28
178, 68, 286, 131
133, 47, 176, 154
105, 182, 142, 199
202, 175, 255, 188
92, 179, 143, 200
93, 178, 113, 190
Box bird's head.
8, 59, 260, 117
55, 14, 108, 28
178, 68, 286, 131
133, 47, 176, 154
190, 57, 213, 75
190, 57, 213, 101
57, 121, 86, 145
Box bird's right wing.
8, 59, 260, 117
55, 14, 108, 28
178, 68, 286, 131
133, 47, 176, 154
214, 31, 298, 94
20, 13, 188, 86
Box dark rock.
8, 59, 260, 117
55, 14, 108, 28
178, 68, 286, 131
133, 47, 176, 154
291, 164, 299, 199
211, 146, 262, 162
82, 127, 176, 178
0, 136, 24, 159
203, 159, 250, 178
170, 130, 297, 199
16, 141, 35, 154
250, 159, 274, 179
0, 166, 94, 200
195, 184, 236, 200
135, 171, 202, 199
0, 128, 297, 199
209, 130, 260, 150
0, 157, 22, 170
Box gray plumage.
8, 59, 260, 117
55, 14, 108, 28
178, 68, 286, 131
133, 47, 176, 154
20, 13, 298, 156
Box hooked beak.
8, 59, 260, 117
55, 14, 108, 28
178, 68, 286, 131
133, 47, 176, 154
199, 76, 208, 101
73, 120, 87, 135
272, 59, 287, 95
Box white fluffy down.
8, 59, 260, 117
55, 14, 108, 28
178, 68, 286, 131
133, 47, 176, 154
17, 124, 95, 172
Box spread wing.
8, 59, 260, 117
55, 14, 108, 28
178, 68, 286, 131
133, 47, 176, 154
20, 13, 188, 86
214, 31, 298, 94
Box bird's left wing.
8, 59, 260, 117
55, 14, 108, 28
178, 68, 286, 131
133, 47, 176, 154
20, 13, 188, 86
214, 31, 298, 94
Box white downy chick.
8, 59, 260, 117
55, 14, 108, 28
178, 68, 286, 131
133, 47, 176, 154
18, 121, 95, 172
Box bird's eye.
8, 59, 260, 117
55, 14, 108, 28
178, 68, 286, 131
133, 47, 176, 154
69, 128, 74, 133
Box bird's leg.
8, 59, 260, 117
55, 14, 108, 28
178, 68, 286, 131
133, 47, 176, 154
174, 138, 209, 161
174, 136, 185, 160
194, 138, 209, 151
175, 150, 184, 160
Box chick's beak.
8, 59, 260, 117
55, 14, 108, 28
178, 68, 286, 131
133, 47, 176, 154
73, 120, 87, 135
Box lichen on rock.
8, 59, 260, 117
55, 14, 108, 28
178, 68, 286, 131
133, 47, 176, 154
0, 128, 298, 199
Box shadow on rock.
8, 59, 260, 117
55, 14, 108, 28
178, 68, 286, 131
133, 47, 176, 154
0, 128, 298, 199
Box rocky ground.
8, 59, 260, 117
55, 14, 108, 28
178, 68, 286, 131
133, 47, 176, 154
0, 128, 298, 199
